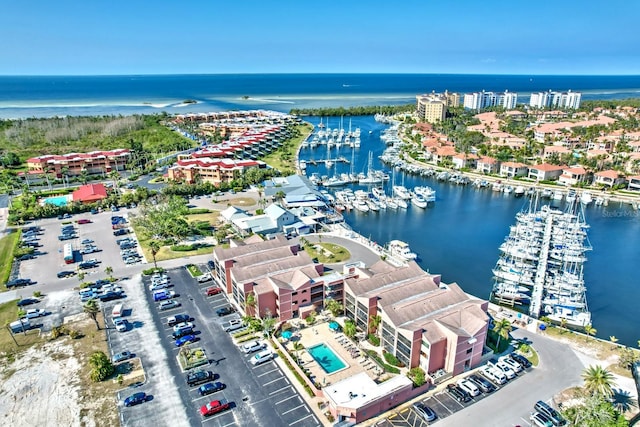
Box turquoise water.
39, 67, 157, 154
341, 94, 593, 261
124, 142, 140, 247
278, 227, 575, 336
43, 195, 68, 206
307, 343, 347, 374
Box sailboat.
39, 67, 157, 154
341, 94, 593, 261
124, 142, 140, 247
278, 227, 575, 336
358, 151, 384, 185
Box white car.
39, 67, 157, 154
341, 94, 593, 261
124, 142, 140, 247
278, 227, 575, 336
113, 318, 127, 332
197, 273, 212, 283
149, 282, 169, 292
493, 361, 516, 379
499, 355, 523, 373
242, 340, 266, 354
159, 300, 180, 310
173, 322, 194, 332
25, 309, 46, 319
457, 378, 480, 396
481, 365, 506, 384
250, 349, 274, 366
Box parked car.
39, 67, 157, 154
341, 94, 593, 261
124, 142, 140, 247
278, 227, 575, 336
113, 351, 134, 363
77, 219, 92, 224
25, 309, 46, 319
198, 382, 225, 396
412, 403, 437, 422
223, 319, 244, 332
446, 384, 471, 403
7, 278, 32, 288
17, 254, 36, 261
509, 353, 532, 369
457, 378, 480, 397
159, 300, 181, 311
200, 400, 230, 417
216, 306, 235, 317
499, 355, 523, 373
167, 314, 191, 327
207, 260, 215, 270
242, 340, 266, 354
534, 400, 567, 426
493, 361, 516, 379
57, 270, 77, 278
530, 411, 555, 427
17, 298, 39, 307
205, 287, 222, 296
197, 273, 212, 283
481, 365, 507, 385
113, 318, 128, 332
172, 322, 194, 332
175, 334, 197, 347
99, 291, 124, 302
250, 349, 274, 366
186, 369, 214, 387
467, 374, 496, 393
79, 261, 99, 270
81, 239, 94, 244
113, 229, 129, 236
123, 392, 147, 407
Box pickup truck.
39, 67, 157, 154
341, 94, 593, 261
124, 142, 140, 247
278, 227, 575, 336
199, 399, 230, 417
223, 319, 245, 333
186, 370, 214, 387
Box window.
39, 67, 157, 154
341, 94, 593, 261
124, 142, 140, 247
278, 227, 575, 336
466, 348, 473, 354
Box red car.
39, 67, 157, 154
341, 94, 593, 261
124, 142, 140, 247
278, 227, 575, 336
206, 287, 222, 296
200, 399, 230, 417
77, 219, 92, 224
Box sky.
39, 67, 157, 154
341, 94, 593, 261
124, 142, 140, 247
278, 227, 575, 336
1, 0, 639, 76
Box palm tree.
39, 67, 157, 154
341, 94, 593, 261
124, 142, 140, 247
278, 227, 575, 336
581, 365, 617, 398
609, 336, 619, 349
245, 293, 256, 316
83, 299, 100, 330
368, 315, 382, 335
149, 240, 160, 269
560, 317, 568, 332
292, 342, 304, 365
585, 325, 597, 341
343, 320, 357, 339
260, 311, 276, 339
104, 266, 114, 281
492, 318, 512, 351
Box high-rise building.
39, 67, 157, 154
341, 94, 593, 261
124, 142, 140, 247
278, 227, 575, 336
416, 91, 459, 123
463, 90, 518, 110
529, 90, 582, 109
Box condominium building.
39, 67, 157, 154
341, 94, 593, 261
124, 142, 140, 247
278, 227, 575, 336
26, 149, 131, 177
529, 90, 582, 109
167, 157, 265, 186
415, 91, 460, 123
463, 90, 518, 110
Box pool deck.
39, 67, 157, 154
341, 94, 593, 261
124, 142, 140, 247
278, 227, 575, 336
283, 317, 385, 387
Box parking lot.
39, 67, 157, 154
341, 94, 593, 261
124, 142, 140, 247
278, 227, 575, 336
13, 210, 147, 294
141, 265, 321, 426
373, 364, 533, 426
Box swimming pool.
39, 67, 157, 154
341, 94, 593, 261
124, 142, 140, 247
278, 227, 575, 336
42, 195, 69, 206
307, 343, 348, 374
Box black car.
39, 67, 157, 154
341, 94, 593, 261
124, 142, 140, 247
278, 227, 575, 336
168, 314, 191, 327
216, 306, 235, 317
123, 392, 147, 407
468, 374, 496, 393
113, 229, 129, 236
207, 260, 215, 270
17, 298, 39, 307
198, 382, 225, 396
17, 254, 36, 261
7, 278, 32, 288
99, 291, 123, 302
186, 370, 214, 387
58, 234, 76, 241
446, 384, 471, 403
79, 262, 99, 270
509, 353, 532, 369
57, 270, 76, 278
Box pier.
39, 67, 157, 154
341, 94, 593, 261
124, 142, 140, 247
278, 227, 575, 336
529, 211, 553, 318
306, 157, 350, 166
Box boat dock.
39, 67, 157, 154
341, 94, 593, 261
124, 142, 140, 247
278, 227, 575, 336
529, 212, 554, 318
307, 157, 350, 166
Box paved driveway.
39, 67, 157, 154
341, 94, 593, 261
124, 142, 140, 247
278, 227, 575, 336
304, 234, 381, 267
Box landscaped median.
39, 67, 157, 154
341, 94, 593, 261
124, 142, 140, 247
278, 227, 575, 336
177, 345, 208, 370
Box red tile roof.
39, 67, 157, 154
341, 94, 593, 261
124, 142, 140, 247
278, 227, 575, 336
72, 183, 108, 203
529, 163, 564, 172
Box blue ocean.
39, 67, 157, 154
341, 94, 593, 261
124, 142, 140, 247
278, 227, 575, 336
1, 74, 639, 346
1, 74, 640, 118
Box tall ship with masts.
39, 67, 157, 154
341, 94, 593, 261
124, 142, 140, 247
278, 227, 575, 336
490, 197, 592, 329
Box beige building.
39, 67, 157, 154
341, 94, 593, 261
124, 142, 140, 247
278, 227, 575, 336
416, 92, 459, 123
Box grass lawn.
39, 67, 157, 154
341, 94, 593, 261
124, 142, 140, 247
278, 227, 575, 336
0, 300, 43, 353
303, 242, 350, 264
186, 211, 220, 225
226, 197, 257, 208
186, 264, 203, 277
0, 230, 20, 290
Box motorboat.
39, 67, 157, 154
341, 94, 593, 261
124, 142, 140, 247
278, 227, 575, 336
411, 193, 427, 208
387, 240, 417, 261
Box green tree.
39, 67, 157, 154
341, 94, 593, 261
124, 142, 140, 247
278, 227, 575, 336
343, 320, 357, 339
89, 351, 115, 382
562, 394, 629, 427
104, 266, 114, 281
492, 318, 512, 350
260, 310, 276, 339
368, 315, 382, 335
245, 292, 256, 316
585, 325, 598, 341
83, 299, 100, 330
582, 365, 617, 398
292, 342, 304, 365
149, 240, 160, 269
324, 299, 344, 318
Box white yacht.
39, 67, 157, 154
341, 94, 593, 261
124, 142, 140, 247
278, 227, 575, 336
410, 193, 427, 208
387, 240, 417, 261
392, 185, 411, 200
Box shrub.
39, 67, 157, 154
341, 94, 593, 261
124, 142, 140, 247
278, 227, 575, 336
367, 334, 380, 346
383, 352, 402, 367
89, 351, 115, 382
366, 350, 400, 374
51, 325, 64, 339
68, 329, 81, 339
117, 374, 124, 385
79, 282, 93, 289
142, 267, 165, 275
171, 244, 197, 251
305, 313, 316, 325
408, 367, 426, 387
32, 291, 42, 298
188, 208, 210, 214
276, 349, 315, 397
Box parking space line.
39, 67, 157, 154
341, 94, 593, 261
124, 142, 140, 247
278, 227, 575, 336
288, 414, 315, 426
210, 302, 230, 310
281, 404, 306, 416
274, 394, 300, 405
256, 368, 279, 377
269, 386, 292, 396
263, 377, 287, 387
201, 412, 228, 423
220, 422, 237, 427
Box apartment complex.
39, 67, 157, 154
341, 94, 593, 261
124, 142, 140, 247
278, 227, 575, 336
167, 157, 265, 185
26, 149, 130, 177
463, 90, 518, 110
415, 91, 460, 123
530, 90, 582, 109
